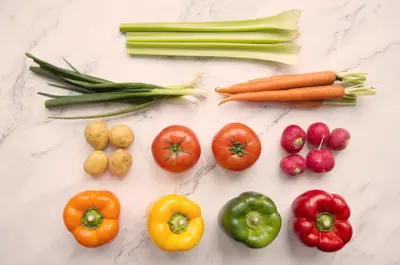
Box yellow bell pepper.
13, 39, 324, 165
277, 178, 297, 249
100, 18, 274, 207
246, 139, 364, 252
147, 194, 205, 252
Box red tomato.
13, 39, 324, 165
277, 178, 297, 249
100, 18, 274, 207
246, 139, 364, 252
212, 123, 261, 171
152, 125, 201, 173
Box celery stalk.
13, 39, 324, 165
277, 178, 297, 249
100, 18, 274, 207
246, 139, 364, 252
126, 42, 300, 65
120, 10, 301, 32
126, 31, 298, 44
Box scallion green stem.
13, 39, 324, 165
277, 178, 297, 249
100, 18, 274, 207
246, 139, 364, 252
126, 42, 300, 65
62, 57, 81, 73
38, 92, 65, 98
26, 53, 112, 84
61, 77, 166, 90
48, 100, 157, 120
44, 88, 206, 108
29, 66, 70, 84
120, 10, 301, 32
44, 92, 130, 108
47, 83, 94, 94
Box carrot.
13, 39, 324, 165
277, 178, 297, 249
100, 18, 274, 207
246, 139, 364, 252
247, 74, 297, 84
216, 71, 336, 94
281, 100, 323, 108
218, 85, 344, 106
220, 74, 298, 93
215, 91, 233, 97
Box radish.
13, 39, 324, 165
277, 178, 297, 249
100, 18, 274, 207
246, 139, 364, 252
306, 147, 335, 173
328, 128, 350, 151
280, 125, 306, 153
280, 154, 306, 176
307, 122, 330, 146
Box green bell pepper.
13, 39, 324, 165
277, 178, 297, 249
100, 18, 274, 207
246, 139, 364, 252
219, 191, 282, 248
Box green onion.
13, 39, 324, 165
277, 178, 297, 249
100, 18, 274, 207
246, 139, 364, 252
26, 53, 207, 119
47, 83, 94, 94
44, 88, 207, 108
61, 78, 166, 91
26, 53, 112, 84
126, 42, 300, 64
126, 30, 299, 44
120, 9, 301, 32
48, 100, 157, 120
38, 92, 65, 98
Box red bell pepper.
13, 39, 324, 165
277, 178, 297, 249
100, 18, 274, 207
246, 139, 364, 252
291, 189, 353, 252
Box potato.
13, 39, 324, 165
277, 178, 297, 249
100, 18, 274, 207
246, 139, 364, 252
84, 120, 109, 150
109, 149, 132, 177
109, 125, 134, 148
84, 151, 108, 176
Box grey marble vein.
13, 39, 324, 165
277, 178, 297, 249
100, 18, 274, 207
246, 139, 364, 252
342, 4, 366, 22
31, 148, 53, 158
177, 154, 217, 196
258, 107, 292, 136
114, 229, 150, 261
345, 41, 400, 70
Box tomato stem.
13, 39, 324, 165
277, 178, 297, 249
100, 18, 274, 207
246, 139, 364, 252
163, 137, 192, 165
229, 137, 249, 157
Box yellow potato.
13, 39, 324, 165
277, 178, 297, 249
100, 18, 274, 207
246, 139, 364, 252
109, 149, 132, 177
84, 120, 109, 150
83, 151, 108, 176
109, 125, 134, 148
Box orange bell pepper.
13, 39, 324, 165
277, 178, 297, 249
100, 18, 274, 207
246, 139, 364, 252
63, 190, 120, 248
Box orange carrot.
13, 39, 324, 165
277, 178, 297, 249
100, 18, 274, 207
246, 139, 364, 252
247, 74, 297, 84
281, 100, 324, 108
218, 85, 344, 106
215, 91, 233, 97
216, 71, 337, 94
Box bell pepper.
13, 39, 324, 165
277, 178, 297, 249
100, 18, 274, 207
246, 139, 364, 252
63, 190, 120, 248
147, 194, 204, 252
219, 191, 282, 248
291, 189, 353, 252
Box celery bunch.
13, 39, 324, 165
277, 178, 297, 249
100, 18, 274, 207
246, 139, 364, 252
120, 9, 302, 65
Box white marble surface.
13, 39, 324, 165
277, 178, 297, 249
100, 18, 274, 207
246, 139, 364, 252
1, 0, 400, 264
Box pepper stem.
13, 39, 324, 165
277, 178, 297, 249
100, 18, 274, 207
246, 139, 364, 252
169, 213, 189, 234
316, 212, 334, 232
245, 211, 263, 230
82, 208, 103, 229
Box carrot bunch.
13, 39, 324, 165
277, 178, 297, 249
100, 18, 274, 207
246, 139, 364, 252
216, 71, 375, 107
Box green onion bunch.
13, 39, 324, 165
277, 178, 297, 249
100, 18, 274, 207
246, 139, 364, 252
26, 53, 206, 120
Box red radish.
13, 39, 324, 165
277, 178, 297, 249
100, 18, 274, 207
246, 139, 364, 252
306, 147, 335, 173
307, 122, 330, 146
280, 125, 306, 153
328, 128, 350, 151
280, 154, 306, 176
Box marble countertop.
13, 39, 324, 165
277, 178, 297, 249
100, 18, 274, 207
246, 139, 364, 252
1, 0, 400, 264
